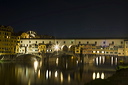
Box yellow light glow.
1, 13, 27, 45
60, 72, 63, 83
101, 73, 105, 79
102, 51, 104, 53
49, 71, 51, 78
97, 72, 100, 78
99, 56, 101, 64
34, 61, 38, 72
96, 57, 99, 65
54, 44, 59, 51
38, 70, 40, 78
92, 72, 96, 80
68, 74, 71, 82
56, 58, 58, 65
55, 71, 58, 77
46, 70, 48, 79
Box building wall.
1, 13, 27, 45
0, 26, 20, 55
19, 38, 128, 56
124, 41, 128, 56
20, 39, 124, 47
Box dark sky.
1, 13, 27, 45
0, 0, 128, 38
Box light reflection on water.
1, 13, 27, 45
0, 56, 118, 85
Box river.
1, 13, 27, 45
0, 55, 119, 85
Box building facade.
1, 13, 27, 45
0, 25, 20, 56
19, 38, 128, 56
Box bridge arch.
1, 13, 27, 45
61, 45, 68, 52
69, 45, 76, 52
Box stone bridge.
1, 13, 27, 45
16, 54, 42, 61
81, 55, 120, 65
16, 52, 123, 65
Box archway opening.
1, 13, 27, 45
61, 45, 68, 52
69, 45, 76, 53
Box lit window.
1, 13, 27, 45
102, 51, 104, 53
93, 51, 96, 53
97, 51, 99, 53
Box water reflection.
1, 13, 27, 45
92, 72, 105, 80
94, 56, 119, 66
34, 60, 38, 72
0, 55, 118, 85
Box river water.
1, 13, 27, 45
0, 55, 119, 85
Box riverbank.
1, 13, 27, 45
85, 68, 128, 85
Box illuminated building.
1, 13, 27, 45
0, 25, 20, 56
19, 30, 128, 56
38, 44, 47, 53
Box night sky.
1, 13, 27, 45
0, 0, 128, 38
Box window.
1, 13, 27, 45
42, 41, 44, 44
71, 41, 73, 44
76, 51, 79, 52
64, 41, 66, 44
56, 41, 58, 44
21, 41, 23, 43
36, 41, 37, 43
79, 41, 81, 44
126, 42, 128, 44
106, 52, 109, 54
114, 48, 118, 50
49, 41, 51, 44
76, 47, 79, 49
121, 41, 123, 44
110, 48, 113, 50
97, 51, 99, 53
115, 52, 117, 54
29, 41, 31, 43
110, 52, 113, 54
87, 41, 89, 44
112, 41, 114, 44
118, 53, 121, 54
93, 51, 96, 53
103, 41, 106, 44
95, 41, 97, 44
